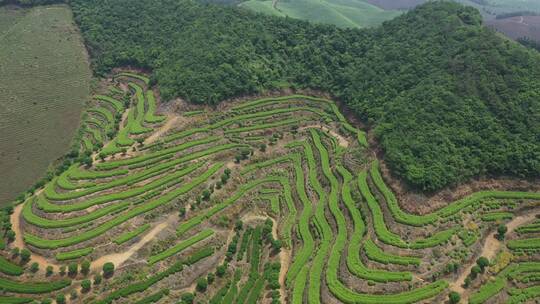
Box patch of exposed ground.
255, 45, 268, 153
449, 212, 539, 303
300, 125, 349, 148
90, 214, 176, 272
144, 115, 181, 145
11, 201, 61, 270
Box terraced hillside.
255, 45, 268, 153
0, 72, 539, 303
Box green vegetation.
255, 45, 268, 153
242, 0, 400, 28
25, 163, 221, 248
363, 239, 421, 266
0, 297, 33, 304
469, 263, 540, 304
0, 256, 23, 276
94, 248, 213, 304
0, 5, 91, 204
127, 82, 153, 134
133, 289, 168, 304
95, 95, 124, 112
55, 247, 93, 261
70, 0, 540, 191
0, 278, 71, 294
144, 90, 166, 123
114, 224, 151, 245
507, 238, 540, 251
481, 211, 514, 222
3, 56, 539, 304
117, 72, 150, 85
148, 229, 214, 264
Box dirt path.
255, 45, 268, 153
144, 115, 180, 145
449, 212, 539, 302
300, 125, 349, 148
12, 198, 174, 274
90, 215, 174, 272
10, 200, 61, 271
241, 213, 291, 303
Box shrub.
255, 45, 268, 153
449, 291, 461, 304
471, 265, 481, 279
55, 293, 65, 304
81, 260, 91, 275
70, 290, 78, 300
216, 264, 227, 277
103, 262, 115, 278
81, 279, 91, 292
20, 249, 31, 263
68, 263, 78, 276
6, 230, 15, 242
94, 274, 102, 285
181, 293, 194, 304
196, 277, 208, 292
477, 257, 489, 271
46, 266, 53, 276
497, 224, 508, 240
30, 262, 39, 273
179, 207, 186, 218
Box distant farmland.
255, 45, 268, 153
486, 15, 540, 41
0, 5, 91, 205
364, 0, 426, 10
239, 0, 401, 28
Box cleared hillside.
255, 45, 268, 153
0, 5, 91, 205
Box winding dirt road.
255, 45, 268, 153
449, 212, 538, 302
91, 214, 175, 272
144, 115, 180, 145
11, 202, 60, 271
11, 202, 174, 273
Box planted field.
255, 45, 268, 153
240, 0, 401, 28
0, 4, 91, 205
0, 71, 538, 303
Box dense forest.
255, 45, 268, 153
57, 0, 540, 191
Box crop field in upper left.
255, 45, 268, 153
0, 5, 91, 205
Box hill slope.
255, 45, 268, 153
70, 0, 540, 191
0, 5, 91, 205
239, 0, 401, 28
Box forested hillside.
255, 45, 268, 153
70, 0, 540, 191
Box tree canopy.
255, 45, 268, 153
66, 0, 540, 191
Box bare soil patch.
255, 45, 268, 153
90, 214, 176, 272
